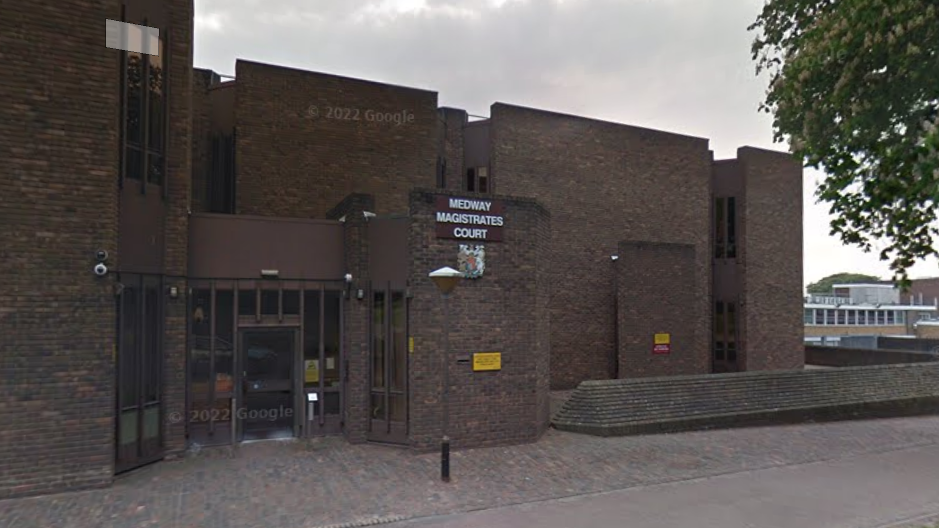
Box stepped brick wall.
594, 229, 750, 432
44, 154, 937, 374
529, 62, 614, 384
554, 364, 939, 437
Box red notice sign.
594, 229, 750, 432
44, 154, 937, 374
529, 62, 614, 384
652, 344, 671, 355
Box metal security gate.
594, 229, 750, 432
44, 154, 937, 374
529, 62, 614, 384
115, 274, 165, 473
368, 284, 409, 444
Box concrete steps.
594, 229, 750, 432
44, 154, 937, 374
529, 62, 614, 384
552, 363, 939, 436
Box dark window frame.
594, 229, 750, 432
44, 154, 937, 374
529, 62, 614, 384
119, 15, 168, 197
464, 165, 491, 194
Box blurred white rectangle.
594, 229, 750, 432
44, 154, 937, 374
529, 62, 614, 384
106, 19, 159, 55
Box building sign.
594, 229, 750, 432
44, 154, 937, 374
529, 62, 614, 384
653, 333, 671, 355
304, 360, 320, 382
435, 196, 505, 242
458, 244, 485, 279
472, 352, 502, 371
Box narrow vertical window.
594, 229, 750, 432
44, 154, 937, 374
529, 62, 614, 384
120, 24, 165, 190
436, 157, 446, 188
146, 37, 166, 186
478, 166, 489, 194
465, 168, 476, 192
713, 301, 725, 361
726, 197, 736, 258
714, 198, 725, 258
124, 49, 144, 181
726, 303, 737, 362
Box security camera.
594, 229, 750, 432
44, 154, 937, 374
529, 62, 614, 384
94, 263, 108, 277
95, 250, 109, 262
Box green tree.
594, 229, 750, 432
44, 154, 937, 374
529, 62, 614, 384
806, 272, 882, 294
749, 0, 939, 287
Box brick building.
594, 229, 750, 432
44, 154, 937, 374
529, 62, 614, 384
0, 0, 802, 498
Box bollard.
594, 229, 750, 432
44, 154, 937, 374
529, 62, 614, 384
441, 436, 450, 482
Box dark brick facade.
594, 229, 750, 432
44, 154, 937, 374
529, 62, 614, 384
0, 0, 121, 498
738, 147, 804, 372
233, 61, 438, 218
406, 190, 552, 448
0, 0, 192, 499
3, 1, 803, 498
488, 104, 714, 389
616, 242, 708, 377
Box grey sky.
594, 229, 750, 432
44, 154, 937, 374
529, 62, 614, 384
193, 0, 939, 287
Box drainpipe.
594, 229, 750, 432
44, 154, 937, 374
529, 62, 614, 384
611, 255, 620, 379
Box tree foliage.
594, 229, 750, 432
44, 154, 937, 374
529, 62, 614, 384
750, 0, 939, 286
805, 272, 882, 294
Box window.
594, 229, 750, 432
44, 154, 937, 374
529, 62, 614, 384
464, 166, 490, 194
804, 309, 814, 324
815, 309, 824, 325
826, 309, 836, 325
436, 156, 446, 188
713, 300, 739, 366
876, 310, 886, 325
713, 301, 725, 361
714, 198, 725, 258
847, 310, 856, 325
886, 311, 895, 325
477, 166, 489, 193
897, 311, 906, 324
120, 21, 166, 191
207, 132, 235, 213
836, 310, 846, 325
726, 197, 736, 258
714, 197, 737, 259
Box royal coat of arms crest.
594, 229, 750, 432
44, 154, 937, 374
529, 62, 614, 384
457, 244, 485, 279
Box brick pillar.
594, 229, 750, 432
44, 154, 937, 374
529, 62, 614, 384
327, 194, 374, 443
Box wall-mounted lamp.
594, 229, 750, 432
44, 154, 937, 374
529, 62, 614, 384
611, 255, 619, 262
168, 286, 179, 299
356, 289, 364, 300
260, 269, 279, 278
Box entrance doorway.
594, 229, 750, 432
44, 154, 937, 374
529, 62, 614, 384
115, 274, 165, 473
368, 287, 409, 443
187, 281, 345, 446
238, 329, 297, 441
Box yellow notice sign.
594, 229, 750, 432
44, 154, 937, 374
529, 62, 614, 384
304, 360, 320, 383
408, 337, 414, 353
473, 352, 501, 371
654, 333, 671, 345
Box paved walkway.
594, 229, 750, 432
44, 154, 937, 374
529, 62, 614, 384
2, 416, 939, 528
388, 443, 939, 528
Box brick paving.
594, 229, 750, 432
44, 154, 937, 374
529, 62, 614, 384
2, 416, 939, 528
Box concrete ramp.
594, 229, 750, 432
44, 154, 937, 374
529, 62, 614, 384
552, 364, 939, 436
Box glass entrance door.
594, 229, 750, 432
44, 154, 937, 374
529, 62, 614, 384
368, 288, 408, 443
115, 274, 164, 473
302, 288, 343, 436
238, 329, 297, 441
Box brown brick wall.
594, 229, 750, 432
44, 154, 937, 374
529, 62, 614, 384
489, 104, 713, 389
617, 242, 708, 377
326, 194, 375, 443
407, 190, 551, 448
162, 0, 194, 457
0, 0, 122, 498
0, 0, 192, 498
739, 147, 804, 371
437, 108, 467, 194
917, 324, 939, 339
234, 61, 439, 219
805, 325, 908, 337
